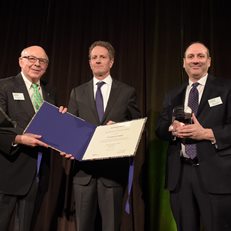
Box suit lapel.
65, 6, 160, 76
172, 82, 188, 107
103, 80, 120, 121
86, 80, 99, 122
197, 75, 216, 119
171, 76, 219, 124
14, 74, 35, 118
15, 75, 55, 119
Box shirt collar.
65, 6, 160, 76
21, 72, 41, 90
188, 74, 208, 87
93, 75, 112, 86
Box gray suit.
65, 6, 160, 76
68, 78, 141, 231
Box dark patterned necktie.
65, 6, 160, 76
95, 81, 105, 122
185, 82, 199, 159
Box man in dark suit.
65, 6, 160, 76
0, 46, 55, 231
156, 42, 231, 231
65, 41, 141, 231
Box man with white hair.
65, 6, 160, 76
0, 45, 55, 231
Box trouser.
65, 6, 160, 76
73, 177, 124, 231
0, 178, 38, 231
170, 162, 231, 231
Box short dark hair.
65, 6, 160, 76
89, 41, 115, 60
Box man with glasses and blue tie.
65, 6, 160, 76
156, 42, 231, 231
64, 40, 141, 231
0, 45, 56, 231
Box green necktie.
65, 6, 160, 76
31, 83, 43, 111
31, 83, 43, 177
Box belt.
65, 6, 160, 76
181, 156, 199, 166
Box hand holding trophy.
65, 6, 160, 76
170, 105, 192, 140
172, 105, 192, 124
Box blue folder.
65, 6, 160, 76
24, 101, 96, 160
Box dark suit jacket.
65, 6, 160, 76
68, 78, 141, 187
156, 74, 231, 194
0, 73, 55, 196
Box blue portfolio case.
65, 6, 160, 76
24, 101, 96, 160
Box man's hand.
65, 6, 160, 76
174, 114, 215, 141
107, 120, 115, 125
59, 106, 67, 113
15, 133, 49, 147
60, 152, 75, 160
169, 120, 185, 137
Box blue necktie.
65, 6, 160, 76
95, 82, 105, 122
185, 82, 199, 159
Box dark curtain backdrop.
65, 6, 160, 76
0, 0, 230, 230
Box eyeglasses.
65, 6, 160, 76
22, 56, 49, 65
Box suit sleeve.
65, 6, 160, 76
0, 128, 18, 153
0, 79, 21, 155
211, 90, 231, 151
68, 88, 79, 116
155, 93, 174, 141
127, 87, 141, 119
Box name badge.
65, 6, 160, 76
12, 93, 25, 100
208, 97, 222, 107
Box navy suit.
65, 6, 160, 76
68, 78, 141, 231
156, 75, 231, 230
0, 73, 55, 230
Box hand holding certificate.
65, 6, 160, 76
24, 101, 146, 160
